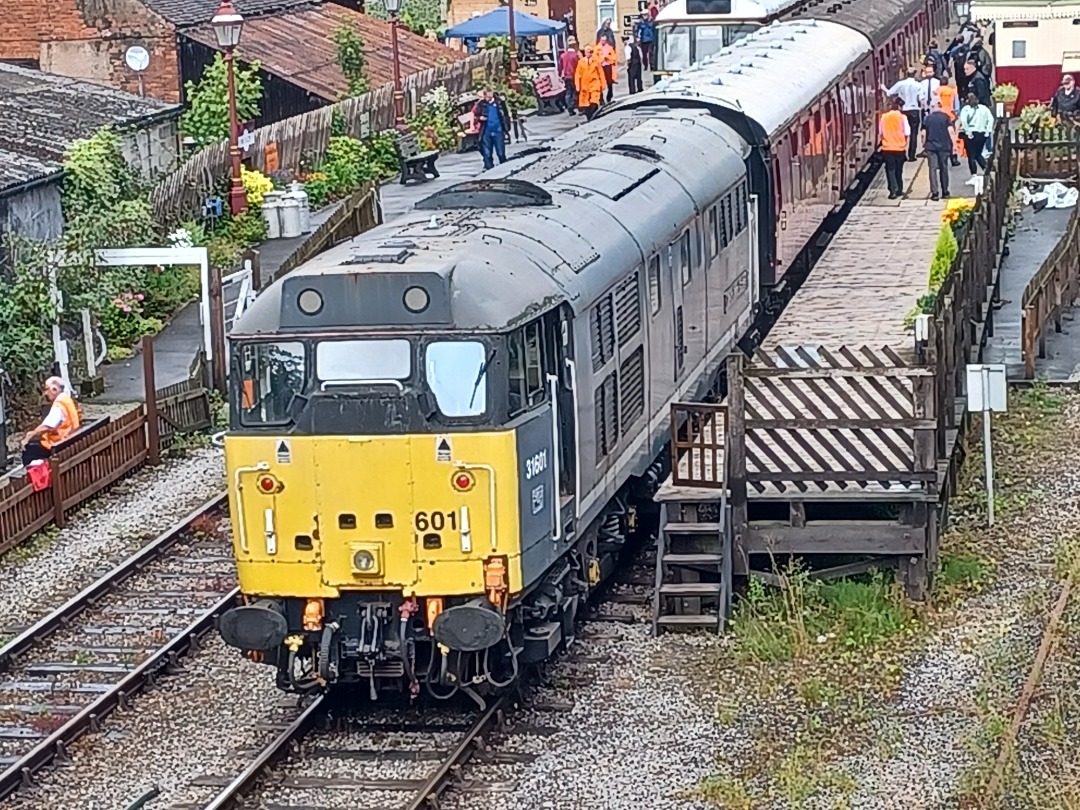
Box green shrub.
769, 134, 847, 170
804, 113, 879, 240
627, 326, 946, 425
904, 222, 958, 326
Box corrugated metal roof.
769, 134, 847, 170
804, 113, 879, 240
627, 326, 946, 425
146, 0, 318, 28
0, 64, 182, 195
184, 4, 467, 101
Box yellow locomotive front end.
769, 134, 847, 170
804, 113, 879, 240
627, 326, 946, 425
218, 264, 583, 699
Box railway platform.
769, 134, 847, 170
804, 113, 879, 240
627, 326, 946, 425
653, 140, 1013, 633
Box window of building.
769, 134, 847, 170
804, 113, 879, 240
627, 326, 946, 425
1012, 39, 1026, 58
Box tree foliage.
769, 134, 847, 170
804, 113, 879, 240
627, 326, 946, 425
331, 21, 371, 98
365, 0, 444, 38
0, 237, 59, 397
180, 53, 264, 147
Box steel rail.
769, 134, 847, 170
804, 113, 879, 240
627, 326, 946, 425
0, 492, 233, 800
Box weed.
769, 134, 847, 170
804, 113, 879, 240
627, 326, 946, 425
697, 773, 752, 809
936, 551, 995, 602
71, 651, 94, 665
3, 525, 61, 564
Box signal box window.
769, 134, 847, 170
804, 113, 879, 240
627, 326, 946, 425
426, 341, 489, 417
508, 322, 546, 417
239, 342, 306, 425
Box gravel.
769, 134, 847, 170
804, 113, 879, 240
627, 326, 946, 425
0, 447, 224, 634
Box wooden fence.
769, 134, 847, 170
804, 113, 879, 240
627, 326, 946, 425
151, 50, 502, 224
0, 354, 214, 556
1009, 123, 1080, 179
1020, 196, 1080, 378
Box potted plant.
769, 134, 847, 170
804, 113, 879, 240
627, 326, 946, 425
992, 83, 1020, 117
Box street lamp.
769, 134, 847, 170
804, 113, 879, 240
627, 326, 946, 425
212, 0, 247, 216
383, 0, 407, 129
507, 0, 521, 91
952, 0, 971, 22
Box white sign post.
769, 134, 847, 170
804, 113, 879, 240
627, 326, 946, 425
966, 363, 1008, 526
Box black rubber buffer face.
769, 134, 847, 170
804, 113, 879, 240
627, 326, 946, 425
218, 604, 288, 651
432, 602, 505, 652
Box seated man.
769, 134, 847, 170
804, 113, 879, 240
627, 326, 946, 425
21, 376, 81, 467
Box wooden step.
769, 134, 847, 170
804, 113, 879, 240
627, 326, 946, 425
655, 614, 720, 627
660, 582, 723, 596
664, 522, 722, 535
662, 552, 724, 566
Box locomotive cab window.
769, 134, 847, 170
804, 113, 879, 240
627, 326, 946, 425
316, 339, 410, 386
648, 254, 662, 315
426, 340, 489, 418
508, 321, 546, 418
679, 230, 691, 286
238, 341, 306, 425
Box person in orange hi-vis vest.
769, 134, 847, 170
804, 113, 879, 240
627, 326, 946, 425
575, 44, 607, 121
596, 38, 618, 103
938, 76, 963, 166
21, 376, 81, 468
879, 96, 910, 199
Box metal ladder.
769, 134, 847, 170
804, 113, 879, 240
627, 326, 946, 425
652, 498, 733, 635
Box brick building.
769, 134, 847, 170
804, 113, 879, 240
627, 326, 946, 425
0, 0, 465, 120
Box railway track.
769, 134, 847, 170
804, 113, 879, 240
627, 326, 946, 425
0, 493, 232, 800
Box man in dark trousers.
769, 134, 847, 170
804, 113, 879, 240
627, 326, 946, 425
634, 13, 655, 71
472, 88, 511, 170
964, 60, 992, 107
880, 97, 910, 200
624, 36, 643, 94
920, 100, 956, 200
559, 41, 580, 115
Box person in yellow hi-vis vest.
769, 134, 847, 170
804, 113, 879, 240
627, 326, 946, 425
879, 96, 910, 199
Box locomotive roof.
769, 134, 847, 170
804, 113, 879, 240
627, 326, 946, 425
602, 20, 869, 142
654, 0, 801, 22
782, 0, 930, 47
232, 108, 748, 337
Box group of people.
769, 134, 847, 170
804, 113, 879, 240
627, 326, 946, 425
878, 22, 1000, 200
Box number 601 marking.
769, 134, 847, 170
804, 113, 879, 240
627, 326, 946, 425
415, 511, 457, 531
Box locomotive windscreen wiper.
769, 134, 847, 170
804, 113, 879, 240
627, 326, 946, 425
468, 349, 496, 409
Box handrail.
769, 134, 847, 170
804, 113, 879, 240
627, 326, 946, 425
1019, 199, 1080, 378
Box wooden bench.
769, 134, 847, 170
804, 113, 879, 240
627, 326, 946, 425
395, 132, 440, 185
533, 74, 567, 115
457, 111, 481, 153
1, 415, 111, 477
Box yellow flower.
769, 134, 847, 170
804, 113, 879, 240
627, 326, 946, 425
241, 166, 274, 207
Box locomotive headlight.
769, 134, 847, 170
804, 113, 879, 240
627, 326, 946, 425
350, 544, 382, 576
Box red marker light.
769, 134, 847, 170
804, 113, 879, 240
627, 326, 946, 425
451, 471, 475, 492
258, 475, 277, 493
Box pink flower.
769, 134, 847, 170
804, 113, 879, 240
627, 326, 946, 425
136, 294, 145, 301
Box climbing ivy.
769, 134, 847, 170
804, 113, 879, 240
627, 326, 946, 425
331, 21, 371, 98
0, 236, 60, 398
365, 0, 444, 38
180, 53, 264, 147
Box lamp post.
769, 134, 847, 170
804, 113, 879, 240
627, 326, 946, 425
383, 0, 407, 129
506, 0, 521, 91
212, 0, 246, 216
952, 0, 971, 23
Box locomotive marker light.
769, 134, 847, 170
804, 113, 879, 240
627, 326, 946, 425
452, 470, 476, 492
351, 544, 382, 575
297, 288, 323, 315
403, 286, 430, 313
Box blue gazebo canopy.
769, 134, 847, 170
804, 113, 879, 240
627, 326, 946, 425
445, 8, 567, 38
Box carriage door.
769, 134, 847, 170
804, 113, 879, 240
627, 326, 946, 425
548, 307, 577, 532
670, 234, 686, 381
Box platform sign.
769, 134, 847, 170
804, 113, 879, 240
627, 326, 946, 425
435, 435, 452, 463
966, 363, 1007, 526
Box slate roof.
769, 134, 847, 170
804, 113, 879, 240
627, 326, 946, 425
0, 64, 182, 196
144, 0, 318, 28
184, 3, 465, 101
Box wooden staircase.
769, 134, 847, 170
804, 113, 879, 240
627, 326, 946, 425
652, 504, 733, 634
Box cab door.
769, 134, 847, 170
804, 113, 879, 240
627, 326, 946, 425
669, 235, 686, 382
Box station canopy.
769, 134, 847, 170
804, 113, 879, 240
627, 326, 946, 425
444, 8, 567, 38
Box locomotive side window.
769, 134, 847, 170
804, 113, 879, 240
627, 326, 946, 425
316, 339, 410, 384
239, 341, 306, 425
508, 323, 546, 418
679, 230, 691, 286
707, 206, 719, 260
648, 254, 662, 315
426, 341, 488, 418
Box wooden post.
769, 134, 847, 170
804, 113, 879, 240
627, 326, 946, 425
49, 455, 65, 529
142, 335, 160, 467
208, 262, 228, 394
725, 353, 748, 570
247, 249, 261, 292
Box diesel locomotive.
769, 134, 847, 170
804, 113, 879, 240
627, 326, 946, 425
218, 7, 947, 699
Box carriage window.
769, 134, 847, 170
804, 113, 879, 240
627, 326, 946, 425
507, 323, 546, 417
317, 339, 410, 383
426, 341, 488, 417
679, 230, 691, 286
708, 207, 718, 259
648, 254, 662, 314
239, 341, 306, 425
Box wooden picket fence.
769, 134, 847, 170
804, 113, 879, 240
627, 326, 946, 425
151, 50, 502, 224
0, 357, 214, 556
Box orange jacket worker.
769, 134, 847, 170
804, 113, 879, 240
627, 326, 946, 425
21, 376, 81, 468
596, 39, 618, 103
575, 45, 607, 120
879, 96, 910, 200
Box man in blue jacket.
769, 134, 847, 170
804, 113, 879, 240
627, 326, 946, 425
472, 88, 511, 170
634, 13, 655, 72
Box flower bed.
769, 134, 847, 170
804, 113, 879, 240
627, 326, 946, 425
904, 201, 972, 327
